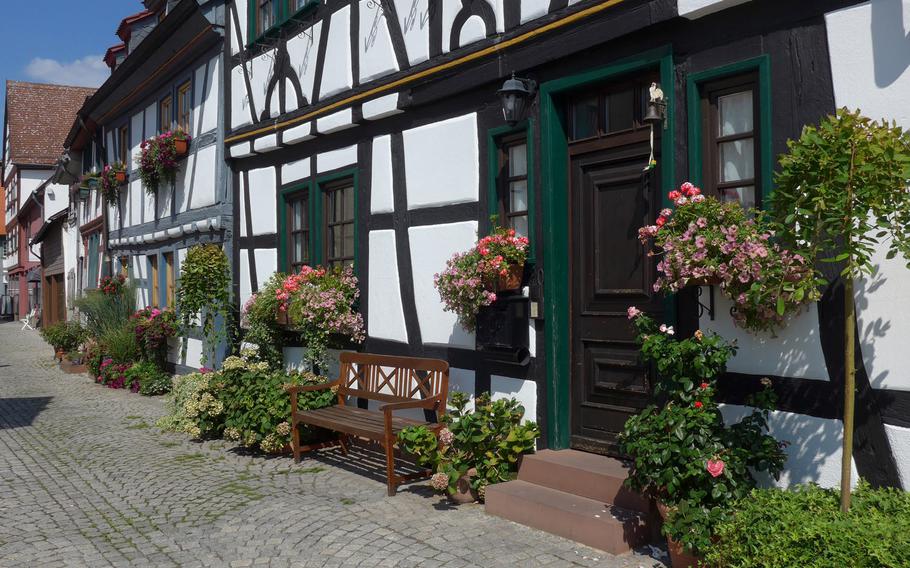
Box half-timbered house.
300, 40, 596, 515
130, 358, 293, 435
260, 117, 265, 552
64, 0, 229, 369
219, 0, 910, 546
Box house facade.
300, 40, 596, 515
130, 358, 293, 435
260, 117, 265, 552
65, 0, 229, 370
2, 81, 94, 321
221, 0, 910, 491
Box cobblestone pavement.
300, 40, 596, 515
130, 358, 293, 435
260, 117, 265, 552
0, 322, 666, 568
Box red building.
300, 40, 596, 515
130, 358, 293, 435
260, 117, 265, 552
2, 81, 95, 319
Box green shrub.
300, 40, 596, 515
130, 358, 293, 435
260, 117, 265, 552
219, 349, 335, 453
75, 281, 136, 340
125, 361, 172, 396
40, 321, 86, 352
703, 482, 910, 568
240, 272, 288, 370
99, 326, 140, 364
156, 371, 224, 439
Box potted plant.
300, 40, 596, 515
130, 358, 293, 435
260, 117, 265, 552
80, 171, 101, 191
619, 308, 786, 566
173, 127, 190, 156
137, 129, 191, 195
39, 321, 87, 361
273, 264, 365, 370
100, 163, 128, 203
130, 306, 179, 368
434, 225, 530, 331
772, 109, 910, 511
639, 182, 818, 333
398, 391, 540, 503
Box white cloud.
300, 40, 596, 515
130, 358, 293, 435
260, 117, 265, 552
23, 55, 108, 88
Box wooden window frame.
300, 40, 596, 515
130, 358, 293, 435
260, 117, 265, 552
159, 95, 173, 134
567, 76, 654, 142
177, 81, 192, 135
149, 254, 159, 307
248, 0, 317, 44
118, 124, 130, 166
164, 252, 175, 308
322, 178, 356, 269
496, 133, 530, 236
284, 187, 311, 273
700, 72, 761, 209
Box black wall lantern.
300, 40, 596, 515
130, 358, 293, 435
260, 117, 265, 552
498, 73, 537, 127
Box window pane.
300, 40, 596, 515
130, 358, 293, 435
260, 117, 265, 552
605, 89, 634, 133
293, 234, 303, 263
343, 224, 355, 257
342, 186, 354, 220
510, 179, 528, 212
571, 97, 598, 140
508, 143, 527, 177
511, 215, 529, 238
719, 138, 755, 182
720, 186, 756, 209
332, 226, 343, 258
718, 91, 753, 136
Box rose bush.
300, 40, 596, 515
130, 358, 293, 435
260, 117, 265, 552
640, 182, 818, 333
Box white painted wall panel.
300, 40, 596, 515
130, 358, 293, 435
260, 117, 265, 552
181, 144, 217, 211
368, 230, 409, 343
247, 167, 277, 235
826, 0, 910, 392
281, 158, 311, 184
231, 65, 253, 129
238, 174, 247, 238
458, 16, 487, 48
361, 93, 401, 120
250, 52, 273, 120
678, 0, 751, 19
449, 368, 476, 411
179, 337, 205, 370
317, 145, 358, 173
129, 179, 142, 228
884, 424, 910, 489
491, 375, 537, 424
283, 122, 313, 145
392, 0, 430, 65
287, 22, 322, 104
320, 5, 354, 98
370, 135, 394, 214
700, 295, 830, 381
253, 134, 279, 153
232, 1, 248, 55
520, 0, 549, 24
239, 249, 252, 308
195, 56, 219, 136
721, 405, 858, 489
359, 0, 400, 83
403, 113, 479, 209
316, 108, 354, 134
408, 221, 478, 347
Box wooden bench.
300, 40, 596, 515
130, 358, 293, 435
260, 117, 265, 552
286, 352, 449, 496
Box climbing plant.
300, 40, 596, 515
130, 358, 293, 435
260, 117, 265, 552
773, 108, 910, 511
176, 243, 233, 365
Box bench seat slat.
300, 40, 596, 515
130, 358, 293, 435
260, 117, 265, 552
294, 406, 428, 441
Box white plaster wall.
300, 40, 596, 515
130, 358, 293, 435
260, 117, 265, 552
250, 52, 273, 120
129, 179, 143, 227
317, 145, 358, 173
320, 5, 354, 99
367, 230, 409, 343
362, 93, 401, 120
143, 104, 156, 219
287, 22, 323, 105
721, 404, 858, 489
43, 183, 68, 218
408, 221, 478, 347
281, 157, 311, 184
238, 174, 247, 238
133, 255, 148, 308
678, 0, 751, 19
884, 424, 910, 489
392, 0, 430, 65
179, 337, 205, 370
520, 0, 550, 24
449, 368, 476, 411
370, 135, 394, 214
403, 113, 479, 209
177, 144, 218, 211
316, 108, 354, 134
359, 0, 400, 83
699, 294, 830, 381
458, 16, 487, 49
253, 134, 278, 153
283, 122, 313, 145
491, 375, 537, 424
194, 56, 220, 136
826, 0, 910, 392
247, 167, 277, 235
231, 65, 253, 129
239, 248, 279, 308
230, 1, 246, 55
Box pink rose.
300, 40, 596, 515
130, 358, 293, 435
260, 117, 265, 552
627, 306, 642, 319
707, 459, 725, 478
680, 182, 695, 195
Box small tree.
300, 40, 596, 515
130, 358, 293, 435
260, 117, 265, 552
773, 109, 910, 511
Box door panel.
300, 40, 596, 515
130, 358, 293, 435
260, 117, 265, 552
569, 132, 663, 455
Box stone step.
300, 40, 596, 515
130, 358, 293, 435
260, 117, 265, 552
485, 480, 652, 555
518, 449, 649, 512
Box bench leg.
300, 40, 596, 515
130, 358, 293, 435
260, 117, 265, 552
292, 422, 301, 463
338, 435, 348, 456
385, 443, 396, 497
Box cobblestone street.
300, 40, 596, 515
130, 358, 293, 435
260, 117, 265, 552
0, 322, 663, 568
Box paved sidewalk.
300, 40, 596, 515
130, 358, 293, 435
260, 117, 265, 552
0, 321, 665, 567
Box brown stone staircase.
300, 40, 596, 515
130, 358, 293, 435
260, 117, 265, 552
485, 449, 656, 554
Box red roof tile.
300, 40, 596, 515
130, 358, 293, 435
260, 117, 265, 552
4, 81, 96, 167
117, 10, 156, 42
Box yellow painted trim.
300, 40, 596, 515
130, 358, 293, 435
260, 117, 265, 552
226, 0, 626, 144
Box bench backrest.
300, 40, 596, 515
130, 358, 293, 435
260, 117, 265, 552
337, 352, 449, 407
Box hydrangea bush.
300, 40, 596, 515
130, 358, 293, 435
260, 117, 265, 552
434, 226, 529, 331
157, 371, 224, 439
640, 182, 818, 333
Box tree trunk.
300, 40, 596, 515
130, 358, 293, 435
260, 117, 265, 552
841, 275, 855, 512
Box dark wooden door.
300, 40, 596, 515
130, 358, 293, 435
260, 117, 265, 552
568, 123, 664, 455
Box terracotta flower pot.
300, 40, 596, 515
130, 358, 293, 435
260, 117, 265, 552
276, 310, 291, 327
656, 501, 704, 568
487, 264, 524, 292
174, 138, 189, 157
449, 468, 479, 504
54, 348, 66, 362
115, 170, 127, 184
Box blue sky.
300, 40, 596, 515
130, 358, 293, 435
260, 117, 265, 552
0, 1, 147, 129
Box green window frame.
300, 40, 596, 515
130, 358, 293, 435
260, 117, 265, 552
487, 119, 536, 262
278, 168, 359, 272
247, 0, 318, 46
687, 55, 772, 209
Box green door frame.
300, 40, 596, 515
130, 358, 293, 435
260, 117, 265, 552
539, 45, 675, 449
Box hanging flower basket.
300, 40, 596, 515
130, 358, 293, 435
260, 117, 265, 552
115, 170, 127, 184
485, 263, 524, 292
174, 136, 189, 157
137, 128, 191, 195
100, 163, 128, 203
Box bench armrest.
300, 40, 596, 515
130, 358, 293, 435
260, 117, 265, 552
379, 394, 444, 413
285, 379, 341, 395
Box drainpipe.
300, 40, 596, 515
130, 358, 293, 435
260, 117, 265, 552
27, 191, 43, 263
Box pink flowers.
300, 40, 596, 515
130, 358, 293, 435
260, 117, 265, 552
706, 459, 725, 478
276, 265, 366, 347
659, 324, 675, 335
626, 306, 642, 319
